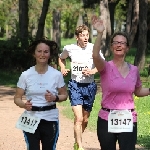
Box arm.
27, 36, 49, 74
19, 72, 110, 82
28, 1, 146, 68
92, 15, 105, 72
14, 87, 32, 110
58, 57, 66, 71
45, 85, 68, 102
82, 67, 98, 76
134, 86, 150, 97
59, 50, 70, 76
57, 85, 68, 102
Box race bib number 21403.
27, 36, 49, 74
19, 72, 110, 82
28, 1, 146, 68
71, 62, 88, 76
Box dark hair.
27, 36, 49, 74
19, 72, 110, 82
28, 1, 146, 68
75, 24, 90, 36
110, 31, 129, 46
27, 37, 58, 65
27, 38, 58, 55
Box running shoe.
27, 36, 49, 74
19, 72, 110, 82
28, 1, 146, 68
78, 148, 84, 150
74, 143, 78, 150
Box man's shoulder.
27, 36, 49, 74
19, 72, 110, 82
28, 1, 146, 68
86, 43, 94, 50
87, 42, 94, 46
63, 43, 77, 49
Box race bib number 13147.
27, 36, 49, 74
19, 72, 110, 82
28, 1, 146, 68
108, 110, 133, 133
16, 112, 41, 134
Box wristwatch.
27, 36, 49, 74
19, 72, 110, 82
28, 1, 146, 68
54, 95, 59, 102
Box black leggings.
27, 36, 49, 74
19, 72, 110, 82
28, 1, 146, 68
97, 117, 137, 150
23, 119, 59, 150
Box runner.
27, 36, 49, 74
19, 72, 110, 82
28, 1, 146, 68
14, 38, 68, 150
59, 24, 104, 150
92, 15, 150, 150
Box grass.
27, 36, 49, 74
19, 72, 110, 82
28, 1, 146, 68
135, 96, 150, 148
1, 37, 150, 149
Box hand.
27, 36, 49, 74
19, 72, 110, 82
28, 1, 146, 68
24, 99, 32, 111
61, 68, 70, 76
82, 68, 94, 76
91, 15, 105, 33
45, 90, 56, 102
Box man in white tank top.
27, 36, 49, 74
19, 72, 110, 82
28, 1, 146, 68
59, 24, 104, 150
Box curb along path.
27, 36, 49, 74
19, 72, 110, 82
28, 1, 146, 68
0, 86, 145, 150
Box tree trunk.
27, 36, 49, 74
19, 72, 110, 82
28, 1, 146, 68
100, 0, 111, 57
108, 1, 118, 35
126, 0, 139, 47
51, 9, 61, 68
134, 0, 147, 70
126, 0, 134, 35
36, 0, 50, 40
19, 0, 29, 49
52, 9, 61, 49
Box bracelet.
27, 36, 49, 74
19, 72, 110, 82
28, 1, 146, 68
53, 95, 59, 102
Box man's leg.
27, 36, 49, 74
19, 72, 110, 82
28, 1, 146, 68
81, 82, 97, 133
72, 105, 84, 149
82, 109, 90, 133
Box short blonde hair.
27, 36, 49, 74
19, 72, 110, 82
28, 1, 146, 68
75, 24, 90, 36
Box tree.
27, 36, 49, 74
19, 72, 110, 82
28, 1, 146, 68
19, 0, 29, 49
36, 0, 50, 40
99, 0, 112, 56
126, 0, 139, 47
134, 0, 148, 70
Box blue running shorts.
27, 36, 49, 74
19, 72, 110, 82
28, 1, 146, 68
68, 79, 97, 112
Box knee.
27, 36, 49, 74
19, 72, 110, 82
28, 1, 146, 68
83, 118, 88, 126
75, 116, 83, 124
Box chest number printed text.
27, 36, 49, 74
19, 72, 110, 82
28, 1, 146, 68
111, 119, 131, 126
20, 116, 38, 127
72, 66, 88, 72
16, 112, 41, 133
108, 110, 133, 133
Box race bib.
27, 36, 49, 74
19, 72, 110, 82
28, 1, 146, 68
71, 62, 88, 76
108, 110, 133, 133
16, 112, 41, 134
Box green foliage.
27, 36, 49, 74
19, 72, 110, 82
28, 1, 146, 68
114, 0, 127, 31
0, 38, 33, 70
61, 38, 76, 49
0, 70, 20, 87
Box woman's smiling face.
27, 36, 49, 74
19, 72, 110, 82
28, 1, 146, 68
111, 35, 129, 56
33, 43, 50, 64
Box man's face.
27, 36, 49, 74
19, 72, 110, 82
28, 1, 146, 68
76, 30, 89, 48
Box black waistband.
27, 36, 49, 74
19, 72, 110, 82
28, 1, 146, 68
69, 79, 94, 87
32, 104, 56, 111
101, 107, 134, 112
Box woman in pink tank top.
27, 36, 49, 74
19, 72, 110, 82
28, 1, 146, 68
92, 15, 150, 150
